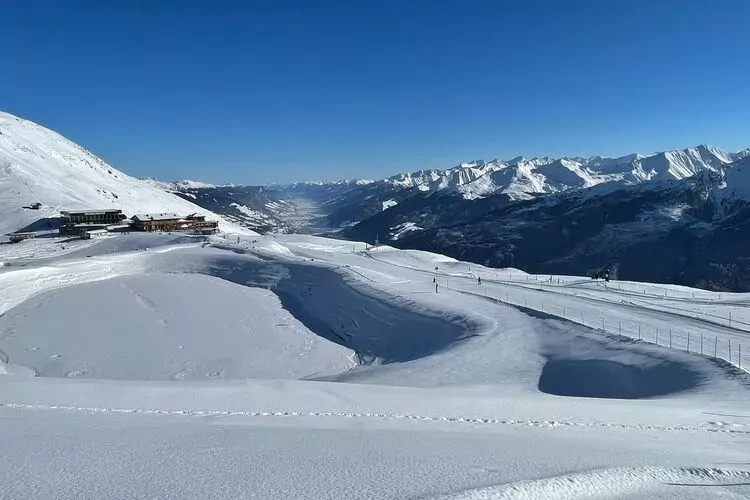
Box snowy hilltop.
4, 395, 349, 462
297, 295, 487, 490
0, 111, 247, 237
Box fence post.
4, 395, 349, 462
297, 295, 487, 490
638, 324, 641, 340
656, 328, 659, 345
618, 322, 621, 336
714, 336, 718, 358
669, 329, 672, 348
739, 344, 742, 369
700, 333, 703, 355
602, 317, 605, 331
563, 307, 566, 319
729, 339, 732, 364
687, 332, 690, 353
729, 311, 732, 328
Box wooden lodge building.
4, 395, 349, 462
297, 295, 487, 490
58, 209, 218, 237
131, 213, 218, 233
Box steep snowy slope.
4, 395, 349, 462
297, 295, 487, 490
456, 158, 602, 200
632, 145, 731, 181
716, 155, 750, 206
0, 111, 246, 237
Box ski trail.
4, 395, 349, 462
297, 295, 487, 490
1, 402, 748, 434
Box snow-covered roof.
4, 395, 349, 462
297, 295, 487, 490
132, 213, 181, 221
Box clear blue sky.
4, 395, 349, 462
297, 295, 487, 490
3, 0, 749, 184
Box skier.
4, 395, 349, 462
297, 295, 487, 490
237, 236, 240, 244
604, 268, 611, 282
477, 276, 481, 285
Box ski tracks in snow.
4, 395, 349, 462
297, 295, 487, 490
0, 402, 748, 435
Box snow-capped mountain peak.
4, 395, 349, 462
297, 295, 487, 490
419, 145, 744, 201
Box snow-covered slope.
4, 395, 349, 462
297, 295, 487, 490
715, 155, 750, 205
0, 111, 246, 236
1, 233, 748, 498
144, 178, 218, 191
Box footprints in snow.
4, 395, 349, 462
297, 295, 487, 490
119, 282, 167, 324
171, 367, 226, 380
1, 402, 748, 436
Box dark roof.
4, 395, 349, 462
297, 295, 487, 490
61, 209, 122, 216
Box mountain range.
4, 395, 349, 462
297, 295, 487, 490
4, 109, 750, 291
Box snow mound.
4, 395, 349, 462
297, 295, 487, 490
434, 466, 750, 499
0, 111, 248, 236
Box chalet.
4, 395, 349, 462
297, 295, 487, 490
130, 213, 218, 233
131, 213, 182, 232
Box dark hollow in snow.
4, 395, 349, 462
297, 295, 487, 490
538, 358, 700, 399
206, 257, 479, 364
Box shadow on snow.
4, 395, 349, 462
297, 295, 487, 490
204, 256, 478, 365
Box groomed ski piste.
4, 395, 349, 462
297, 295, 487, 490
1, 232, 749, 499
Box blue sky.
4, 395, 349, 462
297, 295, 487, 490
3, 1, 749, 184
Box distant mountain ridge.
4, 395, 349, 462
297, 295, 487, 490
141, 144, 750, 233
343, 155, 750, 291
321, 145, 749, 201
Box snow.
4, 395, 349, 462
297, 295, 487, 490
0, 273, 353, 380
0, 111, 250, 237
132, 212, 180, 221
381, 198, 398, 210
388, 221, 423, 240
229, 202, 277, 225
0, 231, 749, 498
716, 155, 750, 203
305, 145, 747, 202
145, 178, 217, 191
